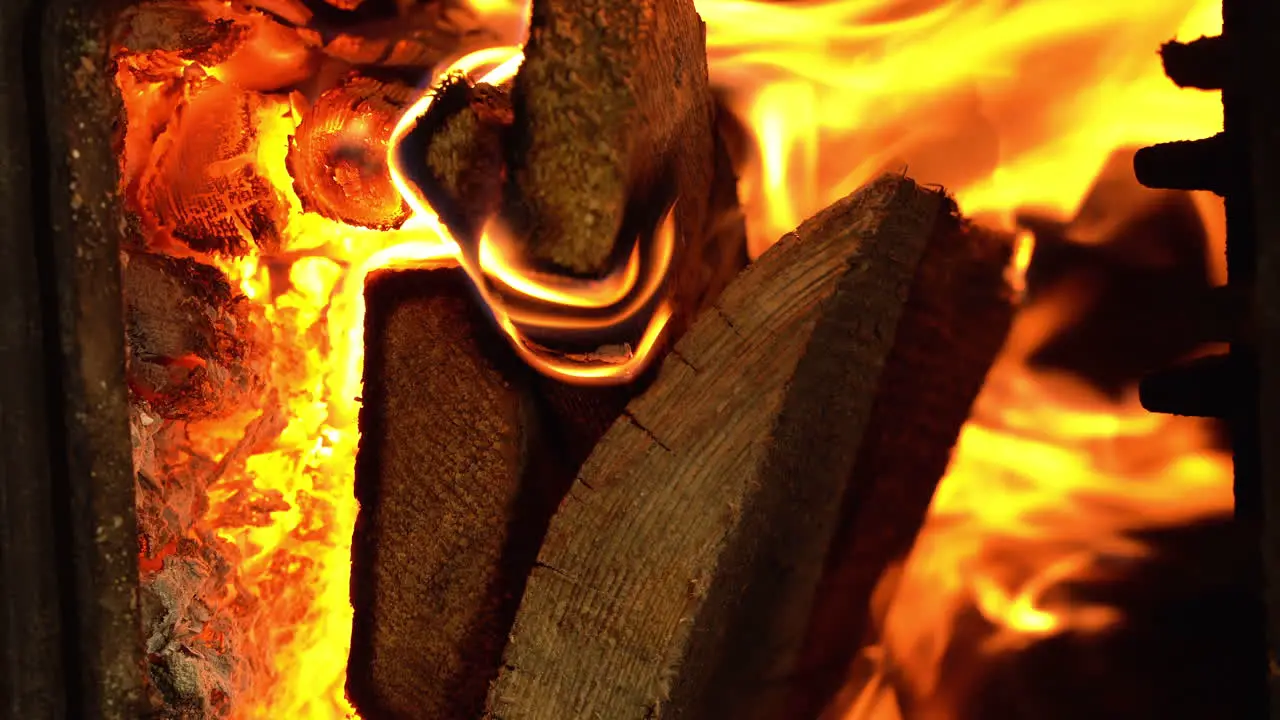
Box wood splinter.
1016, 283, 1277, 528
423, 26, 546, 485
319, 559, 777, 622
484, 174, 1016, 720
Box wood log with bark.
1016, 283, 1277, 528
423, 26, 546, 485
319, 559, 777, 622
502, 0, 714, 277
483, 174, 1016, 720
401, 67, 746, 346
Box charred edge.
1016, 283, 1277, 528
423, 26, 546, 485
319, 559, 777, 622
395, 73, 477, 236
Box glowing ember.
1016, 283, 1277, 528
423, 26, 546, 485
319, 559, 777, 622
112, 0, 1230, 718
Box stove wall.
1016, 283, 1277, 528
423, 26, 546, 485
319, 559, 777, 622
0, 0, 144, 717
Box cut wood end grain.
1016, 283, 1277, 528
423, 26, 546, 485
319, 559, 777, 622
484, 174, 1014, 720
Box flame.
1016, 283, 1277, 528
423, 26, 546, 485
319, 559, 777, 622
113, 0, 1231, 718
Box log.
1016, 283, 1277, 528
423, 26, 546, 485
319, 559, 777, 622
114, 0, 246, 70
287, 74, 414, 229
502, 0, 715, 276
787, 193, 1015, 719
121, 250, 266, 420
407, 75, 513, 238
484, 174, 1015, 720
348, 268, 574, 720
138, 73, 291, 256
402, 75, 747, 347
349, 132, 747, 712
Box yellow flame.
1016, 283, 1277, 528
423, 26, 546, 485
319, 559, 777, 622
114, 0, 1233, 718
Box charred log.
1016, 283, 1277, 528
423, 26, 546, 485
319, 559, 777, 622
138, 74, 290, 256
122, 251, 265, 421
114, 1, 246, 70
485, 175, 1014, 720
287, 74, 414, 229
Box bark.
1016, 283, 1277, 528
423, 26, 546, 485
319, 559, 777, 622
501, 0, 715, 277
484, 174, 1014, 720
403, 77, 748, 354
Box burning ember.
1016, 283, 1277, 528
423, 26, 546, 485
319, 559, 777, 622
111, 0, 1230, 717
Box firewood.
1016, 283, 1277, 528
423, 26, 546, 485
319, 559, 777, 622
484, 174, 1015, 720
501, 0, 715, 276
402, 76, 747, 349
404, 75, 513, 238
787, 195, 1015, 720
121, 251, 266, 421
139, 73, 290, 256
353, 63, 748, 717
286, 74, 414, 229
348, 268, 574, 720
114, 0, 246, 71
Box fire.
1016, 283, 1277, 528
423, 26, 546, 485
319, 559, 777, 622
112, 0, 1230, 718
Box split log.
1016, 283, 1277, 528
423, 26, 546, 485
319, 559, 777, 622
484, 174, 1015, 720
788, 190, 1015, 719
121, 251, 266, 420
405, 76, 513, 238
139, 74, 290, 256
502, 0, 715, 276
350, 138, 747, 713
348, 268, 574, 720
287, 74, 414, 229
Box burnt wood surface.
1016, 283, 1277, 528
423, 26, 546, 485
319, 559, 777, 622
484, 175, 1013, 720
287, 74, 414, 229
502, 0, 715, 276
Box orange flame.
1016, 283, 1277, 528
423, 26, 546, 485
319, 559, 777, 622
382, 46, 677, 385
114, 0, 1232, 718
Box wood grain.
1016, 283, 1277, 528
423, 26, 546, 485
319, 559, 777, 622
486, 174, 1012, 719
